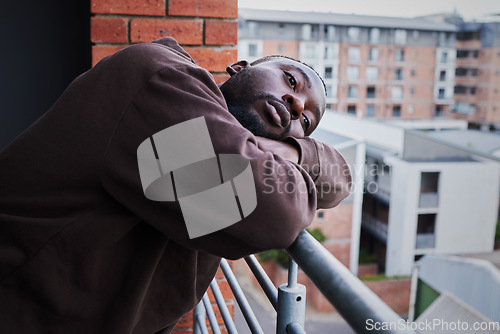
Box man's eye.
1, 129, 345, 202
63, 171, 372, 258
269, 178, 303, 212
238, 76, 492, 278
303, 115, 310, 132
285, 72, 297, 91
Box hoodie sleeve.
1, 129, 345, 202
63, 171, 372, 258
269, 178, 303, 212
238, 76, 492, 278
100, 38, 351, 259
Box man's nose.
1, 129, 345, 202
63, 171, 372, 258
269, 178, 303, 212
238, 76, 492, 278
283, 94, 305, 120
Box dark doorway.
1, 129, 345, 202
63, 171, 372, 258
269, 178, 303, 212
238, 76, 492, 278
0, 0, 91, 150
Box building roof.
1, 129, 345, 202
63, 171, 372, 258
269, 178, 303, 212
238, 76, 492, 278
426, 129, 500, 159
417, 255, 500, 323
310, 128, 355, 147
239, 8, 457, 32
415, 292, 498, 333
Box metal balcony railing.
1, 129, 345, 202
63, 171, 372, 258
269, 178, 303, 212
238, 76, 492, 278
194, 230, 417, 334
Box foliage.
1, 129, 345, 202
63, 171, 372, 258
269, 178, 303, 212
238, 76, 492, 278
258, 227, 326, 269
360, 274, 411, 282
358, 248, 377, 264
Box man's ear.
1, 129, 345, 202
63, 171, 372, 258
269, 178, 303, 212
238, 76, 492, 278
226, 60, 250, 76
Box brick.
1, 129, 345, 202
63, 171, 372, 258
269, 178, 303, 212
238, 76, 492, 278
91, 0, 165, 16
212, 74, 230, 85
91, 17, 128, 43
185, 47, 237, 72
205, 21, 237, 45
168, 0, 237, 18
207, 280, 234, 302
92, 45, 126, 67
174, 303, 234, 328
131, 19, 203, 44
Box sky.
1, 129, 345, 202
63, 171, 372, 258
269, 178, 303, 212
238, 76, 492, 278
238, 0, 500, 21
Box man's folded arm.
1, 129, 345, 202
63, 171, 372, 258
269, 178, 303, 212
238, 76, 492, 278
99, 41, 350, 259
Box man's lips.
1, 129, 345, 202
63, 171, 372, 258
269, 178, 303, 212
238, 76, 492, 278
265, 100, 291, 128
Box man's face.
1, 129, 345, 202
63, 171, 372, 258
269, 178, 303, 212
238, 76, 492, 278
220, 58, 326, 140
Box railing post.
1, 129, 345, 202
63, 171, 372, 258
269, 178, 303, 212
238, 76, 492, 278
276, 257, 306, 334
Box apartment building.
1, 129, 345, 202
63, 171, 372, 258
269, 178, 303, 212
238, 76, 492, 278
452, 21, 500, 127
319, 112, 500, 277
238, 8, 457, 119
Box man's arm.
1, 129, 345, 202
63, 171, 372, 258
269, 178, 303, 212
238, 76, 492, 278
255, 137, 299, 163
257, 136, 352, 209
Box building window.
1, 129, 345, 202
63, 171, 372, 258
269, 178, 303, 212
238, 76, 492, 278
457, 50, 468, 58
348, 27, 360, 42
395, 49, 404, 62
472, 50, 479, 58
278, 44, 285, 53
348, 85, 358, 98
325, 85, 334, 97
438, 88, 445, 99
366, 105, 375, 117
324, 67, 333, 79
452, 102, 475, 115
394, 29, 407, 45
248, 22, 259, 36
470, 68, 478, 76
454, 85, 467, 94
470, 87, 476, 95
366, 86, 376, 98
395, 68, 403, 80
324, 45, 338, 59
347, 66, 359, 80
455, 68, 467, 76
248, 43, 258, 57
302, 24, 312, 40
368, 48, 379, 61
304, 45, 316, 59
325, 25, 336, 41
369, 28, 380, 43
410, 87, 415, 95
279, 23, 286, 34
347, 105, 356, 115
416, 214, 436, 249
408, 104, 414, 114
366, 67, 378, 80
435, 105, 445, 117
348, 47, 361, 62
392, 86, 403, 100
441, 51, 448, 63
412, 30, 419, 40
439, 32, 447, 45
439, 70, 446, 81
392, 105, 401, 117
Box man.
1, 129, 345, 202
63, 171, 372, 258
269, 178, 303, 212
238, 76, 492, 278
0, 37, 351, 333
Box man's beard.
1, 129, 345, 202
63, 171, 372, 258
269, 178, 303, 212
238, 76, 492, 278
225, 94, 268, 138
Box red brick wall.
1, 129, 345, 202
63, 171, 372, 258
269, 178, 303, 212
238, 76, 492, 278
90, 1, 238, 332
90, 0, 238, 84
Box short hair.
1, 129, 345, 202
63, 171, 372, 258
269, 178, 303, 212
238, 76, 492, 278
250, 55, 327, 96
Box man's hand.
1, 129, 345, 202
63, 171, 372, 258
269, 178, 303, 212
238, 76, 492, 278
255, 137, 299, 163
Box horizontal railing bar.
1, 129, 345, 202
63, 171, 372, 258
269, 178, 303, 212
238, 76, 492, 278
286, 322, 307, 334
202, 293, 222, 334
244, 255, 279, 311
210, 278, 239, 334
287, 230, 417, 334
220, 259, 265, 334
